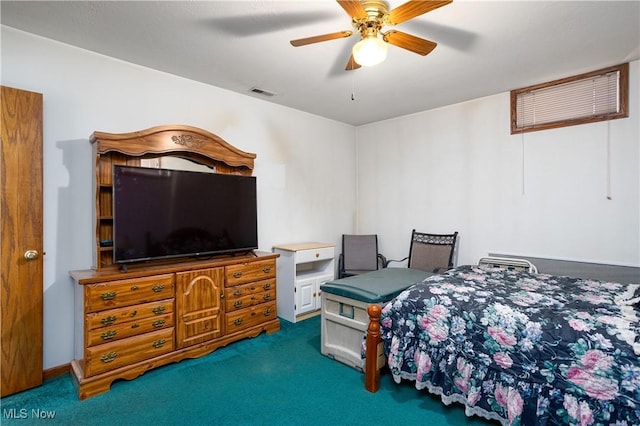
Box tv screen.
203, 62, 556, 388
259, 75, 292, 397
113, 165, 258, 264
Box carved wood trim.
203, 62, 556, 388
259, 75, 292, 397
90, 125, 255, 171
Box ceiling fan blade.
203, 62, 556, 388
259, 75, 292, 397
345, 54, 362, 71
387, 0, 452, 25
337, 0, 368, 19
290, 31, 353, 47
383, 30, 437, 55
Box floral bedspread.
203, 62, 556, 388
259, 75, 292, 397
379, 265, 640, 425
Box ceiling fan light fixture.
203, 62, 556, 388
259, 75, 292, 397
352, 35, 387, 67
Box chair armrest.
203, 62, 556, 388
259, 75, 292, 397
377, 254, 387, 269
433, 263, 455, 273
383, 256, 408, 268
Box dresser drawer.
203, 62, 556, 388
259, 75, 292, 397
225, 259, 276, 287
84, 328, 174, 377
85, 299, 174, 331
225, 279, 275, 312
85, 274, 175, 313
86, 312, 174, 347
225, 301, 277, 333
295, 246, 334, 264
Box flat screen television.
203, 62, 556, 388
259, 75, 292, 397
113, 165, 258, 264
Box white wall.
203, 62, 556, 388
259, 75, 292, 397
1, 27, 357, 369
356, 60, 639, 268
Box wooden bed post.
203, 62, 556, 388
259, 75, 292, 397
365, 304, 382, 392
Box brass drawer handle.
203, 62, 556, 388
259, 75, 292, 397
131, 323, 140, 329
100, 291, 116, 301
234, 318, 243, 326
262, 266, 271, 273
100, 330, 117, 340
233, 271, 243, 279
152, 284, 165, 293
234, 301, 243, 308
152, 319, 165, 328
129, 310, 137, 317
263, 283, 271, 290
152, 339, 166, 348
100, 352, 117, 363
263, 294, 272, 301
101, 315, 117, 326
233, 290, 242, 297
264, 307, 273, 317
131, 285, 139, 291
152, 306, 166, 315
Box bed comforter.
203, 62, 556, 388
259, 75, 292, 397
379, 265, 640, 425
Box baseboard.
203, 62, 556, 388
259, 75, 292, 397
43, 363, 70, 381
296, 310, 321, 322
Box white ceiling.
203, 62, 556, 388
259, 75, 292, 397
2, 1, 639, 126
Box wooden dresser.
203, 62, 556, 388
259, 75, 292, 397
70, 125, 279, 399
71, 253, 278, 399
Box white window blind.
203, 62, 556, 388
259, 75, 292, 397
511, 64, 628, 134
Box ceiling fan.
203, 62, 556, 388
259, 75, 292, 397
290, 0, 452, 70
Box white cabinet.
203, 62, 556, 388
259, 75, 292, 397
273, 242, 335, 323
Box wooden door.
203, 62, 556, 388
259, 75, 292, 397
1, 86, 44, 396
175, 268, 224, 348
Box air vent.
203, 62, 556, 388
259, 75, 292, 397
249, 87, 276, 97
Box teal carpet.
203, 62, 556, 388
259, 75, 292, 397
1, 316, 493, 425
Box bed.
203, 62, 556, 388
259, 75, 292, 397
364, 264, 640, 425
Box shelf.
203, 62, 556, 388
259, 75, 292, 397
296, 269, 334, 279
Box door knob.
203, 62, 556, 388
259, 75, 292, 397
24, 250, 39, 261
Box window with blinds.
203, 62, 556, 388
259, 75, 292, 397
511, 63, 628, 134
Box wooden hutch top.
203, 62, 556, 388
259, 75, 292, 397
90, 124, 257, 270
91, 124, 256, 173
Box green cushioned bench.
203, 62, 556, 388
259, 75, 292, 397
320, 268, 434, 370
